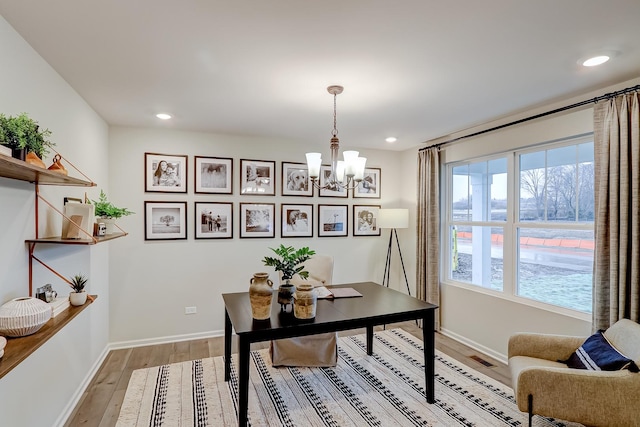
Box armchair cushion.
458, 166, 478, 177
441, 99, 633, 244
563, 330, 638, 372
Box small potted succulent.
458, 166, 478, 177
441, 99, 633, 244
68, 273, 88, 306
90, 190, 134, 234
262, 244, 315, 311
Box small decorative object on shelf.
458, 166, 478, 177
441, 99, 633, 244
262, 244, 315, 312
0, 336, 6, 358
68, 273, 88, 306
0, 297, 52, 337
248, 272, 274, 320
47, 153, 67, 175
293, 283, 318, 320
0, 112, 54, 161
90, 190, 134, 234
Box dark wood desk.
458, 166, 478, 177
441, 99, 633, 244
222, 282, 438, 426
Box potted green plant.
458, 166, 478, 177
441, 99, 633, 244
90, 190, 134, 234
0, 113, 54, 161
262, 244, 315, 311
68, 273, 88, 306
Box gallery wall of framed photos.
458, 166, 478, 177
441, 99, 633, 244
143, 152, 383, 240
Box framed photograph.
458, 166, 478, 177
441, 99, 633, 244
240, 203, 275, 238
195, 202, 233, 239
318, 204, 348, 237
195, 156, 233, 194
354, 167, 381, 199
144, 201, 187, 240
145, 153, 188, 193
353, 205, 381, 236
319, 165, 348, 198
281, 204, 313, 238
240, 159, 276, 195
281, 162, 313, 196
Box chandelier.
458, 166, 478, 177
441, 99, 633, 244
306, 85, 367, 190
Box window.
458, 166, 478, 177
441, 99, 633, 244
446, 137, 594, 313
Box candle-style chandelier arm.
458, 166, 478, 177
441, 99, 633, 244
305, 85, 367, 191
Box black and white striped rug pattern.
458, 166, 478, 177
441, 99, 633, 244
117, 329, 583, 426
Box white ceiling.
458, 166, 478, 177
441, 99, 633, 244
1, 1, 639, 152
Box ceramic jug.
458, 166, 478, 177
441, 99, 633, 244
293, 283, 317, 320
249, 272, 273, 320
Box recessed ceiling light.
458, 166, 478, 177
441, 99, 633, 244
156, 113, 172, 120
385, 137, 397, 143
582, 55, 610, 67
578, 51, 618, 67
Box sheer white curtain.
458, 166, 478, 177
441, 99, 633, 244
417, 147, 440, 330
593, 91, 640, 330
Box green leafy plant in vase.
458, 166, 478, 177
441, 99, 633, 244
69, 273, 88, 306
262, 244, 315, 311
90, 190, 134, 235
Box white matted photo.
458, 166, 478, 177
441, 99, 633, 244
281, 162, 312, 196
353, 205, 381, 236
319, 165, 348, 198
145, 153, 188, 193
354, 167, 381, 199
240, 159, 275, 195
144, 201, 187, 240
195, 156, 233, 194
195, 202, 233, 239
318, 204, 348, 237
281, 204, 313, 238
240, 203, 275, 238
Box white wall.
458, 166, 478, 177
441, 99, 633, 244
0, 16, 110, 427
108, 126, 405, 344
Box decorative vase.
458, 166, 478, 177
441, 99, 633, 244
0, 297, 51, 337
277, 282, 296, 312
69, 291, 88, 306
249, 272, 273, 320
293, 284, 318, 320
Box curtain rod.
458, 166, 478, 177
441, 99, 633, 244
420, 84, 640, 151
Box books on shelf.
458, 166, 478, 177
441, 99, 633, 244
316, 286, 363, 299
50, 297, 70, 317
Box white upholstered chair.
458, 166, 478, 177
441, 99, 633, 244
270, 254, 338, 367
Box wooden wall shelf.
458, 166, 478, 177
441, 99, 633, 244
26, 232, 128, 245
0, 295, 97, 380
0, 154, 95, 186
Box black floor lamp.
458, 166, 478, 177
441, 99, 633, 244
378, 208, 411, 296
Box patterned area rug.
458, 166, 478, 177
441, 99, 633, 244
117, 329, 583, 426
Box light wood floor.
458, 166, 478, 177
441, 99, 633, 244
65, 321, 511, 426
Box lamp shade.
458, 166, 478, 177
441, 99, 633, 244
377, 209, 409, 229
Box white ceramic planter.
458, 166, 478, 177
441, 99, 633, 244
69, 291, 88, 306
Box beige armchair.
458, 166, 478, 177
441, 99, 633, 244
270, 255, 338, 367
508, 319, 640, 427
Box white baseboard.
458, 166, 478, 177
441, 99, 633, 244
439, 327, 508, 365
109, 329, 225, 350
54, 344, 111, 427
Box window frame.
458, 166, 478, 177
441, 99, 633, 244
442, 134, 594, 320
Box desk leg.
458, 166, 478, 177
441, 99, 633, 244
238, 336, 250, 427
366, 324, 374, 355
423, 311, 435, 403
224, 309, 232, 382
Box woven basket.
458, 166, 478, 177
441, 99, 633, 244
0, 297, 51, 337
